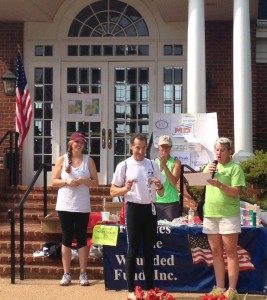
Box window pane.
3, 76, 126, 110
34, 103, 43, 118
68, 45, 78, 56
68, 1, 148, 37
34, 155, 42, 171
115, 45, 125, 55
44, 138, 52, 154
92, 45, 101, 56
114, 104, 125, 119
67, 68, 77, 84
80, 45, 90, 56
174, 45, 183, 55
138, 45, 149, 56
44, 120, 52, 136
34, 86, 43, 101
34, 139, 42, 154
44, 68, 53, 84
44, 85, 53, 101
126, 45, 137, 55
127, 68, 137, 84
164, 45, 172, 55
115, 69, 125, 83
164, 85, 173, 101
139, 68, 149, 84
138, 85, 149, 102
103, 45, 113, 55
114, 139, 125, 155
44, 103, 53, 119
44, 46, 53, 56
174, 68, 182, 84
35, 46, 43, 56
79, 68, 89, 84
164, 68, 172, 84
34, 120, 42, 135
35, 68, 43, 84
91, 68, 101, 84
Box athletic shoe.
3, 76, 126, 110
89, 244, 103, 257
79, 273, 89, 286
60, 273, 71, 286
224, 288, 239, 300
208, 286, 226, 297
127, 292, 136, 300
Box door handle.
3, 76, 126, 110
108, 129, 112, 149
102, 128, 106, 149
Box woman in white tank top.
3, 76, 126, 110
52, 131, 98, 286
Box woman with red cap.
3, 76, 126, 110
52, 131, 99, 287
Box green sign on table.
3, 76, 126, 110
92, 225, 119, 246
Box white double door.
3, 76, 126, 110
61, 61, 155, 185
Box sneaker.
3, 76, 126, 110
208, 286, 226, 297
60, 273, 71, 286
127, 292, 136, 300
79, 273, 89, 286
89, 244, 103, 257
224, 289, 239, 300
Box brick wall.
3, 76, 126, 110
0, 22, 23, 154
256, 64, 267, 150
0, 23, 23, 185
205, 21, 259, 150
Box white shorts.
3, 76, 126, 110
203, 216, 241, 234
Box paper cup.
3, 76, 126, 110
101, 211, 110, 221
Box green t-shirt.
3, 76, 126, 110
204, 160, 246, 218
155, 157, 179, 204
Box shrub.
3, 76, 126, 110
239, 150, 267, 210
239, 150, 267, 189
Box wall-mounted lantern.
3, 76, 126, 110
2, 70, 16, 96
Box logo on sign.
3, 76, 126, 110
174, 126, 192, 135
155, 119, 169, 130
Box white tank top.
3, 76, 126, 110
55, 154, 91, 213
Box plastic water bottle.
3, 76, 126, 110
188, 207, 195, 226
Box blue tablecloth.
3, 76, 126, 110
103, 225, 267, 294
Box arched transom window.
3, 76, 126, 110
68, 0, 149, 37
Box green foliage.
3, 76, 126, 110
240, 150, 267, 210
240, 150, 267, 189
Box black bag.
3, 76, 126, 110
42, 242, 62, 259
196, 187, 206, 221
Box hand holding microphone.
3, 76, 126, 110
211, 160, 218, 179
207, 160, 220, 187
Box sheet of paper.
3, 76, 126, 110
184, 172, 211, 186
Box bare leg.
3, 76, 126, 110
61, 245, 72, 273
222, 233, 239, 290
78, 245, 89, 274
208, 234, 225, 289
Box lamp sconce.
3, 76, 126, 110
2, 69, 16, 96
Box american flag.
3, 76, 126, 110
188, 235, 255, 271
15, 51, 33, 148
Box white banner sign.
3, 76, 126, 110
153, 113, 219, 171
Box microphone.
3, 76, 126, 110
211, 160, 218, 179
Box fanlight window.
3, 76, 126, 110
68, 0, 149, 37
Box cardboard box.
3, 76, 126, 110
103, 202, 123, 216
40, 215, 61, 234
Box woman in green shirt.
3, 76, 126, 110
203, 137, 246, 300
155, 135, 181, 221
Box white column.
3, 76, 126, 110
233, 0, 253, 161
187, 0, 206, 113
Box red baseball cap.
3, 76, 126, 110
70, 132, 86, 143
